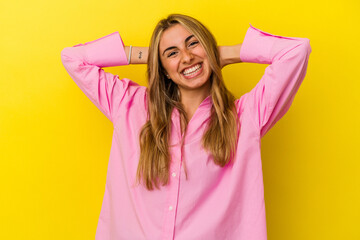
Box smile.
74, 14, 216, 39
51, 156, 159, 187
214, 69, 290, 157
181, 63, 203, 79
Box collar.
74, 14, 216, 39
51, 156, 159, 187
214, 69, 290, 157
170, 95, 213, 146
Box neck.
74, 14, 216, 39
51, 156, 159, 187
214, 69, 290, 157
179, 85, 211, 122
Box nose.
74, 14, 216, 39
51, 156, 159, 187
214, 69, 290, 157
181, 49, 194, 64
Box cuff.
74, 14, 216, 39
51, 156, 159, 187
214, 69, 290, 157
73, 31, 129, 67
239, 23, 303, 64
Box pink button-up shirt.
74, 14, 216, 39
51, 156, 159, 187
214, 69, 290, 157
61, 23, 311, 240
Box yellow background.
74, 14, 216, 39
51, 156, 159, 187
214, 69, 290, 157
1, 0, 359, 239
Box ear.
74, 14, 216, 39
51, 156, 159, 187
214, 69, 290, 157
163, 71, 170, 79
161, 65, 170, 79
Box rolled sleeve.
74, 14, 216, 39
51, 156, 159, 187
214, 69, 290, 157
77, 31, 129, 67
239, 24, 312, 138
61, 32, 144, 123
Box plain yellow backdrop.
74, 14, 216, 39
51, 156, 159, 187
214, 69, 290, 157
1, 0, 359, 239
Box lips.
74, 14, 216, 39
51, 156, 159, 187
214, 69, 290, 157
181, 63, 202, 75
181, 62, 203, 79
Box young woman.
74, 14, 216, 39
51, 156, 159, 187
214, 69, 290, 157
61, 14, 311, 240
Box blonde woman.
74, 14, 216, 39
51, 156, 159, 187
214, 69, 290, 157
61, 13, 311, 240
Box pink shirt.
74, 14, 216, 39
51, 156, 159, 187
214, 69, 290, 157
61, 24, 311, 240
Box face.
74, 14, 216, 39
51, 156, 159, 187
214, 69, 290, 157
159, 24, 212, 96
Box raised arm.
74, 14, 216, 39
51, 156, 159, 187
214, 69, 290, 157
235, 24, 312, 138
218, 44, 243, 68
124, 46, 148, 64
61, 31, 147, 124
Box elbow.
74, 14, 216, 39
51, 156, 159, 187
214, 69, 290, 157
60, 46, 82, 69
60, 45, 86, 66
60, 47, 80, 73
294, 38, 312, 61
302, 38, 312, 55
61, 47, 69, 57
60, 47, 71, 65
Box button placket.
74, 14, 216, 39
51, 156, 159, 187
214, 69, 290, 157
161, 149, 182, 240
162, 112, 184, 240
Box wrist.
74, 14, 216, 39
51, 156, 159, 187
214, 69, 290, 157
125, 46, 148, 64
219, 44, 242, 68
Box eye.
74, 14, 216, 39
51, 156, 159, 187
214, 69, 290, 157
189, 41, 199, 47
167, 51, 177, 58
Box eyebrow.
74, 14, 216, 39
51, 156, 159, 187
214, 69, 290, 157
162, 35, 195, 56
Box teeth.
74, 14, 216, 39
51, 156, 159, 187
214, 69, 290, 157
182, 63, 201, 75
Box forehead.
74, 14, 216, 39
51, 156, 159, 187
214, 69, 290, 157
159, 24, 194, 51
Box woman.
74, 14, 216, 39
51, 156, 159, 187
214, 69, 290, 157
61, 14, 311, 240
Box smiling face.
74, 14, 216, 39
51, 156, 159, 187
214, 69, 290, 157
159, 24, 212, 97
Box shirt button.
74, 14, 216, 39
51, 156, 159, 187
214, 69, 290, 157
169, 206, 173, 211
172, 172, 176, 177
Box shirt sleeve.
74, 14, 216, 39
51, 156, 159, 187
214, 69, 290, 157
60, 31, 144, 123
239, 24, 312, 138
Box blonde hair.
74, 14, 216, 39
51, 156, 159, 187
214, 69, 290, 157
136, 13, 240, 190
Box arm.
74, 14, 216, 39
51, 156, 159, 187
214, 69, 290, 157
218, 44, 242, 68
124, 46, 148, 64
236, 24, 312, 138
61, 31, 146, 123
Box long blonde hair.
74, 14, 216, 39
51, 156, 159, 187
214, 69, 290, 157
136, 14, 240, 190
